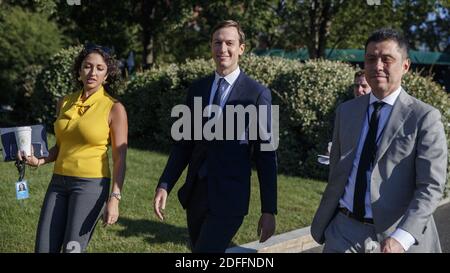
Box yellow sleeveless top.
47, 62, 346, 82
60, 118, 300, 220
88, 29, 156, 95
54, 86, 116, 178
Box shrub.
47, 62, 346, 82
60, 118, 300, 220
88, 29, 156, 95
0, 6, 63, 106
402, 72, 450, 188
121, 59, 213, 151
121, 55, 302, 151
154, 60, 214, 149
31, 45, 82, 130
272, 59, 355, 179
240, 54, 302, 87
31, 48, 450, 190
12, 65, 43, 124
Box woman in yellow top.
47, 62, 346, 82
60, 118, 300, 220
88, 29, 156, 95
20, 44, 128, 253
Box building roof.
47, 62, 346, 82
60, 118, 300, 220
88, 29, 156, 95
255, 48, 450, 65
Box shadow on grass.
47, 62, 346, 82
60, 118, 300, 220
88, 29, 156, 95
116, 217, 242, 250
116, 217, 189, 247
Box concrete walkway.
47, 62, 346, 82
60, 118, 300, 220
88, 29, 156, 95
226, 197, 450, 253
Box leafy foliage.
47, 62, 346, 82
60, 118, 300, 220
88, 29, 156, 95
272, 59, 355, 178
119, 55, 450, 183
0, 6, 63, 105
31, 45, 82, 130
402, 71, 450, 188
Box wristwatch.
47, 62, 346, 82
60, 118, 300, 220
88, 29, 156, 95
110, 192, 122, 201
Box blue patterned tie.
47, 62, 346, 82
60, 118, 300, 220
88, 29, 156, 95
212, 78, 225, 107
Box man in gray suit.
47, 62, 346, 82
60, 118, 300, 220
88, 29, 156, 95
311, 28, 448, 253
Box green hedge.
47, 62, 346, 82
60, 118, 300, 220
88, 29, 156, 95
12, 65, 43, 124
121, 60, 212, 150
121, 55, 302, 151
402, 72, 450, 191
29, 46, 450, 186
122, 56, 449, 184
31, 45, 82, 130
272, 60, 355, 179
0, 6, 63, 106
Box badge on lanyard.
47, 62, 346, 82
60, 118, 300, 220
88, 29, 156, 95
16, 180, 29, 200
14, 160, 29, 200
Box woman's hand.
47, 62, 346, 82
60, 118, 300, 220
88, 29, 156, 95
17, 146, 43, 167
103, 197, 120, 227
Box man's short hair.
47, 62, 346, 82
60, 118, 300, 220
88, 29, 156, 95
211, 20, 245, 45
354, 70, 365, 79
365, 28, 409, 59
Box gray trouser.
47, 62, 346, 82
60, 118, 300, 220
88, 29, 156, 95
323, 211, 380, 253
35, 174, 110, 253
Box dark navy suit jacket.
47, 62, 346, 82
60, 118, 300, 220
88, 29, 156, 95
157, 71, 277, 216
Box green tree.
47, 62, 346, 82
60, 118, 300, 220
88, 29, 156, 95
278, 0, 349, 58
402, 1, 449, 52
1, 0, 58, 15
52, 0, 195, 68
271, 0, 449, 58
0, 5, 63, 105
53, 0, 139, 63
157, 0, 284, 62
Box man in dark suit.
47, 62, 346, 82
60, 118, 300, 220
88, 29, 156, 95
153, 20, 277, 253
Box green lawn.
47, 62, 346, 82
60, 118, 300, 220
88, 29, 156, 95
0, 135, 326, 252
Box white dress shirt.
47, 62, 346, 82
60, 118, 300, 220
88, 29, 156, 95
208, 67, 240, 110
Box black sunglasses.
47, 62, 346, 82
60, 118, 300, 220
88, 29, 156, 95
84, 43, 112, 54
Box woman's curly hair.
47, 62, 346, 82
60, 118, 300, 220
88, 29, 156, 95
72, 44, 121, 95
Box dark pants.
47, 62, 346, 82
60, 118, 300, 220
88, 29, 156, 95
35, 174, 110, 253
186, 177, 244, 253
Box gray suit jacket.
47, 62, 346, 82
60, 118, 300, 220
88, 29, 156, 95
311, 88, 447, 252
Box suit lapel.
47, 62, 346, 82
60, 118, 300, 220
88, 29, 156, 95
374, 88, 413, 163
202, 74, 215, 106
345, 95, 369, 153
198, 74, 216, 137
225, 71, 245, 105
